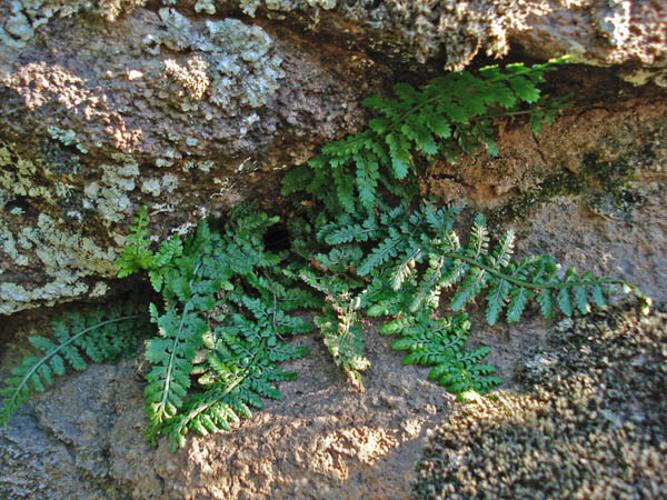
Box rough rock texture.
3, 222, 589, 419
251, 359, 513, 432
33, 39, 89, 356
0, 316, 452, 499
0, 5, 386, 314
426, 67, 667, 208
1, 167, 665, 497
1, 0, 666, 315
415, 303, 667, 498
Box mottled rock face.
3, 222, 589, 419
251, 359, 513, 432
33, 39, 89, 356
0, 4, 385, 314
0, 314, 452, 499
415, 303, 667, 498
0, 0, 665, 315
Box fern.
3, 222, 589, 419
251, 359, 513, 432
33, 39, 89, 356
282, 60, 568, 213
162, 287, 311, 451
303, 200, 644, 396
130, 204, 321, 448
380, 312, 501, 398
0, 303, 145, 425
302, 270, 370, 390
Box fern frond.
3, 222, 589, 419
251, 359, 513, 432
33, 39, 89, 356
116, 205, 153, 278
386, 312, 502, 397
314, 304, 370, 391
0, 304, 144, 426
283, 60, 568, 211
144, 303, 208, 440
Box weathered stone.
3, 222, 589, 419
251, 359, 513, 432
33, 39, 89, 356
0, 5, 385, 314
0, 1, 666, 314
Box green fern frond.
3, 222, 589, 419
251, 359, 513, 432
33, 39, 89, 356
144, 303, 208, 440
116, 205, 153, 278
0, 304, 145, 426
383, 312, 502, 397
314, 303, 370, 391
304, 199, 642, 394
284, 60, 568, 212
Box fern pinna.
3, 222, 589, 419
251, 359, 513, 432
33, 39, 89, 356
0, 303, 144, 425
117, 205, 321, 449
282, 59, 568, 213
305, 200, 644, 395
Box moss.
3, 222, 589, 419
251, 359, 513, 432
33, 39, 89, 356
415, 304, 667, 498
488, 151, 640, 228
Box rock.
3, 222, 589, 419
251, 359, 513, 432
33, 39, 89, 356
0, 5, 386, 314
0, 1, 665, 315
415, 303, 667, 498
0, 316, 452, 499
1, 160, 664, 496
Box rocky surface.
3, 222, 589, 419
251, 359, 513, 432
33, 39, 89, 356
1, 167, 665, 497
0, 1, 666, 497
415, 303, 667, 498
0, 314, 453, 499
1, 0, 666, 315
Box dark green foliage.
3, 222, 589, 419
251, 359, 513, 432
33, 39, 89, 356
282, 60, 568, 213
305, 200, 643, 396
0, 303, 144, 425
133, 205, 321, 448
2, 60, 646, 454
383, 312, 501, 398
160, 290, 312, 451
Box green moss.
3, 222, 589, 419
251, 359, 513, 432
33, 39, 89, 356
488, 151, 640, 227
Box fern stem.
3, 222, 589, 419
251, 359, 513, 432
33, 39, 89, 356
174, 372, 249, 435
450, 252, 628, 291
156, 261, 203, 421
5, 314, 141, 410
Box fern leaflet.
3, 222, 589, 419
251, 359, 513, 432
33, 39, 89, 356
0, 303, 145, 426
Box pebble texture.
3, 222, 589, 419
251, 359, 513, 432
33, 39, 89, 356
415, 303, 667, 498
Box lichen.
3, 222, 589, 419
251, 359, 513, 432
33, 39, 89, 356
140, 174, 178, 197
0, 145, 55, 203
152, 9, 285, 113
0, 0, 147, 49
194, 0, 216, 15
47, 126, 88, 153
0, 214, 118, 314
236, 0, 336, 17
163, 56, 211, 106
83, 156, 139, 223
